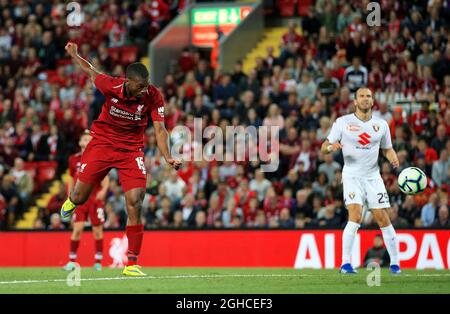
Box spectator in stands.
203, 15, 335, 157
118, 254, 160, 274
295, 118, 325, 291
316, 66, 340, 100
296, 72, 317, 101
195, 210, 207, 229
282, 21, 303, 52
389, 203, 409, 228
180, 193, 199, 227
312, 172, 328, 197
48, 213, 65, 230
263, 104, 285, 129
0, 192, 7, 230
363, 234, 390, 267
337, 4, 354, 32
415, 137, 439, 170
432, 205, 450, 228
106, 182, 127, 228
213, 73, 238, 107
0, 174, 21, 228
279, 207, 294, 228
302, 7, 321, 38
318, 154, 341, 183
155, 196, 173, 227
162, 169, 186, 203
343, 57, 368, 93
430, 125, 448, 154
417, 42, 434, 69
432, 149, 450, 187
421, 193, 439, 227
10, 157, 33, 204
249, 169, 272, 202
45, 184, 66, 224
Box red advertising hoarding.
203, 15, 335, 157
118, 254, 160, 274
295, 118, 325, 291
0, 230, 448, 269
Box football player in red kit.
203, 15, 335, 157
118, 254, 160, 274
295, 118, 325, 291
63, 130, 109, 272
61, 42, 181, 276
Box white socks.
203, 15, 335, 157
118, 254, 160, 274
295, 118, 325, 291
342, 221, 360, 265
381, 224, 400, 266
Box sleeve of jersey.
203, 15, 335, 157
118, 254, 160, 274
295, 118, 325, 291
380, 121, 393, 149
326, 119, 342, 143
94, 73, 120, 97
149, 88, 165, 122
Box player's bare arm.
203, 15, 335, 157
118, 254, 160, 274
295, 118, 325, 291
320, 139, 343, 154
67, 175, 74, 198
65, 42, 101, 81
382, 148, 400, 168
153, 121, 182, 170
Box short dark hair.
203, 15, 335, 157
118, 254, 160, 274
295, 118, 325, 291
355, 86, 371, 98
126, 62, 149, 80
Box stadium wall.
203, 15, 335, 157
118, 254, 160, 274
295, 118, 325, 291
149, 6, 191, 86
219, 1, 264, 72
0, 230, 449, 269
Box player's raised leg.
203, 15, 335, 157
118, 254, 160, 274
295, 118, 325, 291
61, 180, 95, 221
63, 221, 85, 271
340, 204, 362, 274
372, 208, 401, 274
122, 187, 147, 276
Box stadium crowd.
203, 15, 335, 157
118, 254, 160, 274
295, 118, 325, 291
0, 0, 449, 230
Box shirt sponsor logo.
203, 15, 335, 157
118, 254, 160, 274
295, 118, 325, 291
358, 132, 371, 146
347, 124, 362, 132
111, 98, 118, 103
109, 105, 135, 120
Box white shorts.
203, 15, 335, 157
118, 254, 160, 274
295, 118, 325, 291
342, 176, 390, 209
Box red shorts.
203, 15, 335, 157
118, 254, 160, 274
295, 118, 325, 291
73, 198, 105, 226
78, 138, 147, 192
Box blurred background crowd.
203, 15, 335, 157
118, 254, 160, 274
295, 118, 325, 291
0, 0, 449, 230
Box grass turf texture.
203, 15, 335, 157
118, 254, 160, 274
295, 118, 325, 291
0, 268, 449, 294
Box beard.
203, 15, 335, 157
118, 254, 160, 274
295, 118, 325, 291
357, 102, 372, 113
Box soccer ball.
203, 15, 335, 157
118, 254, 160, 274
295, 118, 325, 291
397, 167, 427, 195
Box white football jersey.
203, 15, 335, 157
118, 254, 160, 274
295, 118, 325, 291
327, 113, 392, 179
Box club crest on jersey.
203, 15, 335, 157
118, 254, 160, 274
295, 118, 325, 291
134, 105, 145, 120
347, 123, 362, 132
372, 123, 380, 132
349, 192, 355, 200
158, 106, 164, 118
79, 163, 87, 173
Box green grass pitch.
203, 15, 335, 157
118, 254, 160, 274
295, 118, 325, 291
0, 268, 449, 294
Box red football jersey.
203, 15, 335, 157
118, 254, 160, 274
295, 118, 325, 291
91, 73, 165, 151
68, 152, 101, 194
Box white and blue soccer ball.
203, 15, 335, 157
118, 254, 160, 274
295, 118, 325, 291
397, 167, 428, 195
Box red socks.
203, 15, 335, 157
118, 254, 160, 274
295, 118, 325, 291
69, 240, 80, 262
95, 239, 103, 263
126, 224, 144, 266
70, 239, 104, 264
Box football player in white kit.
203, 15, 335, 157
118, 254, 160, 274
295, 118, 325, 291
321, 87, 401, 274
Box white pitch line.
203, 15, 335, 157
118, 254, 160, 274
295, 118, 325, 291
0, 274, 310, 285
0, 273, 449, 285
